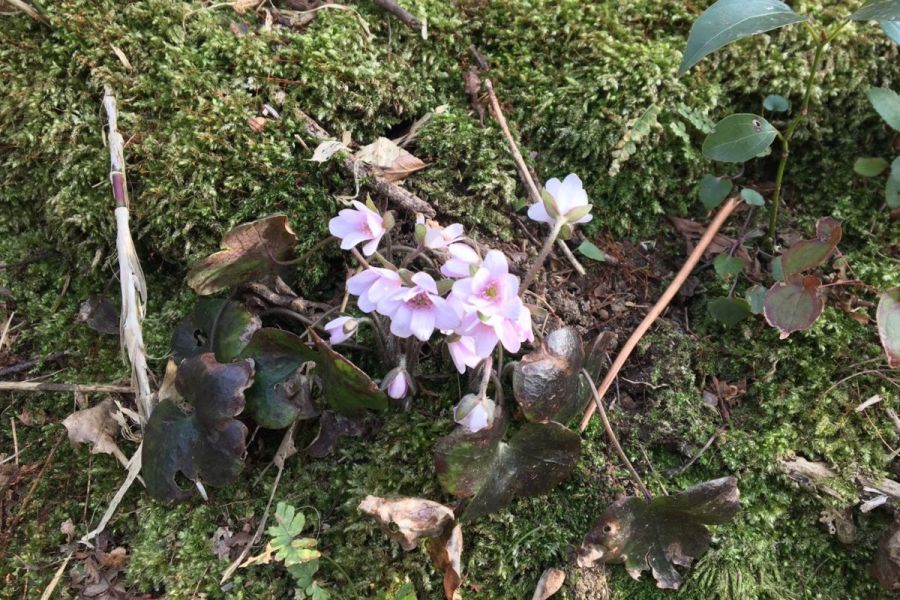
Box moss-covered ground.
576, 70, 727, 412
1, 0, 899, 598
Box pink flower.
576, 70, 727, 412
527, 173, 592, 226
454, 393, 495, 432
382, 367, 413, 400
324, 316, 358, 344
451, 250, 519, 316
423, 221, 465, 249
440, 243, 481, 279
447, 335, 481, 374
347, 267, 402, 313
378, 272, 460, 341
329, 201, 386, 255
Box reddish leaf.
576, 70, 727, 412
186, 215, 296, 295
763, 276, 824, 339
878, 287, 900, 368
780, 217, 841, 278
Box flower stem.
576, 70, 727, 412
477, 356, 493, 399
520, 221, 563, 294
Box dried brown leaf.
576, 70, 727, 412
61, 398, 126, 464
532, 567, 565, 600
427, 523, 463, 600
358, 495, 454, 551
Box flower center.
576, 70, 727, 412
482, 282, 499, 300
407, 291, 433, 310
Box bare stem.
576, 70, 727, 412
581, 369, 652, 501
520, 221, 563, 294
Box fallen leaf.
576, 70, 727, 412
309, 140, 348, 163
142, 354, 254, 503
873, 521, 900, 590
247, 116, 267, 132
62, 398, 127, 466
877, 287, 900, 368
355, 137, 426, 182
819, 507, 856, 544
532, 567, 565, 600
77, 295, 119, 335
512, 327, 584, 423
577, 476, 740, 590
763, 276, 824, 338
60, 518, 76, 542
780, 217, 842, 278
305, 410, 366, 458
358, 496, 454, 551
427, 523, 463, 600
186, 215, 297, 295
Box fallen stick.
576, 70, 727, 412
0, 381, 133, 394
483, 79, 586, 276
103, 86, 154, 424
371, 0, 421, 32
295, 109, 436, 217
579, 197, 741, 431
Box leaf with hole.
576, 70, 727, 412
852, 0, 900, 21
763, 94, 790, 112
713, 254, 745, 278
576, 240, 609, 262
780, 217, 841, 278
708, 297, 751, 327
186, 215, 297, 295
699, 175, 733, 210
142, 354, 253, 503
577, 477, 740, 589
702, 114, 778, 163
740, 188, 765, 206
679, 0, 806, 75
854, 157, 890, 177
435, 413, 581, 522
869, 87, 900, 132
171, 299, 261, 363
877, 287, 900, 368
764, 276, 824, 339
238, 328, 319, 429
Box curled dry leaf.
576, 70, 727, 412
877, 287, 900, 368
304, 410, 366, 458
435, 409, 581, 522
309, 139, 348, 163
62, 398, 128, 466
142, 354, 254, 503
763, 276, 824, 339
513, 327, 584, 423
355, 137, 427, 182
780, 217, 842, 278
874, 521, 900, 590
171, 299, 261, 364
427, 523, 463, 600
186, 214, 297, 295
577, 476, 740, 590
532, 567, 565, 600
358, 495, 455, 551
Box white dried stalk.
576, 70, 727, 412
102, 86, 154, 424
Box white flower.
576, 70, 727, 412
527, 173, 592, 226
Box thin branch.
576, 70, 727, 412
371, 0, 421, 32
579, 197, 741, 431
0, 381, 133, 394
581, 369, 652, 501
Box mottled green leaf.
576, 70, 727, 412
771, 255, 784, 282
186, 214, 297, 295
708, 297, 751, 327
239, 328, 319, 429
764, 276, 824, 338
854, 157, 889, 177
679, 0, 806, 75
142, 354, 254, 503
877, 287, 900, 368
851, 0, 900, 21
577, 477, 740, 590
699, 175, 733, 210
512, 327, 584, 423
308, 330, 388, 415
780, 217, 842, 277
740, 188, 765, 206
703, 114, 778, 163
869, 87, 900, 132
576, 240, 609, 262
763, 94, 790, 112
883, 20, 900, 44
713, 253, 745, 278
887, 173, 900, 208
171, 299, 260, 363
745, 284, 767, 315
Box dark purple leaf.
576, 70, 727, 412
172, 299, 261, 364
308, 330, 388, 415
763, 276, 824, 338
578, 477, 740, 590
305, 410, 366, 458
513, 327, 584, 423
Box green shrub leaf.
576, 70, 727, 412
854, 157, 890, 177
679, 0, 806, 75
577, 477, 740, 590
699, 175, 733, 209
703, 114, 778, 163
887, 173, 900, 208
740, 188, 765, 206
764, 276, 824, 339
851, 0, 900, 21
877, 287, 900, 368
745, 285, 767, 314
713, 253, 746, 278
308, 330, 389, 415
869, 87, 900, 132
576, 240, 609, 262
763, 94, 790, 112
708, 296, 751, 327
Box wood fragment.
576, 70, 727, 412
295, 109, 435, 217
371, 0, 421, 32
0, 381, 133, 394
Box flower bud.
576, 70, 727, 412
382, 210, 396, 231
324, 316, 358, 344
382, 366, 414, 400
453, 393, 496, 433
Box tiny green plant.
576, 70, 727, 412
680, 0, 900, 246
854, 86, 900, 209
